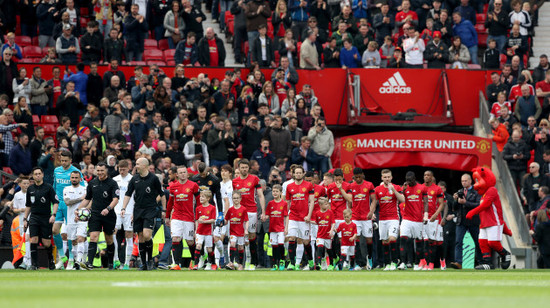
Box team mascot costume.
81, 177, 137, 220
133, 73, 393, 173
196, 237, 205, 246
465, 166, 512, 270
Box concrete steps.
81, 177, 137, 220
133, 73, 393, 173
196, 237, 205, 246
201, 3, 243, 68
529, 3, 550, 67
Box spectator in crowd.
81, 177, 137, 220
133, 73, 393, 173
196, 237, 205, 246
531, 123, 550, 164
198, 27, 226, 67
95, 0, 115, 38
65, 63, 89, 106
175, 32, 200, 66
287, 116, 303, 150
483, 38, 501, 69
452, 11, 478, 65
395, 0, 418, 36
231, 0, 248, 64
1, 33, 22, 60
271, 56, 299, 87
0, 48, 18, 101
40, 47, 62, 64
373, 3, 395, 46
8, 133, 31, 176
448, 36, 471, 69
449, 173, 481, 269
309, 0, 330, 36
339, 37, 360, 69
36, 0, 57, 48
125, 4, 148, 62
87, 62, 103, 107
183, 128, 209, 166
288, 0, 310, 42
272, 0, 292, 41
331, 20, 353, 50
19, 0, 37, 38
354, 24, 374, 56
424, 31, 448, 68
530, 208, 550, 268
488, 117, 509, 152
207, 116, 231, 168
503, 130, 531, 191
533, 54, 549, 83
164, 1, 185, 49
251, 138, 276, 180
303, 17, 325, 60
251, 24, 276, 68
403, 27, 425, 68
487, 72, 509, 104
486, 0, 509, 53
332, 5, 358, 36
490, 92, 512, 120
389, 47, 407, 68
53, 11, 71, 41
523, 162, 550, 222
30, 127, 45, 166
272, 68, 292, 104
536, 71, 550, 113
60, 0, 81, 35
263, 115, 292, 161
259, 81, 280, 115
515, 84, 541, 127
508, 0, 531, 37
434, 9, 452, 46
104, 28, 124, 64
307, 117, 333, 173
300, 30, 321, 70
362, 41, 381, 67
12, 68, 31, 104
56, 24, 80, 64
103, 103, 126, 142
244, 0, 271, 44
291, 136, 322, 172
182, 0, 206, 40
323, 37, 341, 68
454, 0, 476, 24
13, 97, 33, 138
57, 81, 84, 129
104, 75, 122, 103
29, 67, 51, 116
505, 24, 528, 67
0, 114, 27, 167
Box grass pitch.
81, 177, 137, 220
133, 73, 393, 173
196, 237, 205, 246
1, 270, 549, 307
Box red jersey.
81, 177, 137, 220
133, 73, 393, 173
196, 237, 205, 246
424, 182, 444, 218
402, 183, 425, 222
195, 204, 216, 235
233, 174, 261, 213
208, 39, 219, 67
327, 181, 351, 220
374, 184, 403, 221
273, 79, 290, 103
478, 187, 504, 228
312, 184, 327, 213
395, 10, 419, 35
536, 80, 550, 106
167, 180, 200, 221
349, 180, 375, 221
508, 83, 534, 104
490, 101, 512, 119
313, 209, 335, 240
267, 199, 288, 232
286, 180, 314, 222
226, 205, 249, 236
336, 221, 357, 246
187, 167, 199, 176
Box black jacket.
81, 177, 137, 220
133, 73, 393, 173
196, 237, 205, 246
424, 40, 448, 68
80, 32, 103, 63
454, 186, 481, 227
197, 35, 226, 67
124, 15, 148, 53
503, 139, 531, 171
87, 73, 104, 107
56, 92, 84, 128
103, 38, 125, 63
533, 221, 550, 255
534, 64, 550, 83
250, 35, 275, 66
181, 7, 206, 38
0, 60, 17, 100
174, 39, 199, 65
323, 46, 340, 68
485, 9, 509, 37
372, 12, 395, 45
483, 48, 501, 69
522, 174, 550, 211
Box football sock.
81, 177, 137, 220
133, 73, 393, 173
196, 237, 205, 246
350, 255, 356, 268
88, 242, 98, 265
249, 236, 258, 265
316, 246, 325, 266
296, 243, 304, 265
145, 240, 153, 262
30, 243, 38, 267
436, 241, 445, 260
415, 239, 424, 264
208, 251, 215, 264
113, 237, 119, 262
288, 241, 297, 265
77, 242, 85, 263
238, 249, 244, 265
194, 249, 202, 265
245, 245, 251, 264
125, 237, 133, 266
230, 247, 237, 263
354, 241, 364, 267
215, 240, 224, 265
189, 244, 196, 260
47, 245, 54, 264
488, 240, 507, 256
304, 243, 313, 263
53, 234, 63, 259
390, 241, 398, 263
24, 239, 31, 265
139, 242, 146, 265
272, 244, 279, 265
172, 241, 183, 266
63, 240, 69, 258
407, 238, 415, 264
107, 243, 115, 267
327, 247, 336, 265
333, 236, 341, 259
423, 240, 429, 261
278, 245, 286, 264
340, 254, 346, 267
116, 230, 125, 263
382, 243, 390, 266
311, 242, 316, 261
428, 242, 436, 264
71, 244, 77, 262
366, 242, 373, 260
399, 236, 408, 264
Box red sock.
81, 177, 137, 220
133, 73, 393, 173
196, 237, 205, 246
488, 240, 505, 255
479, 239, 490, 259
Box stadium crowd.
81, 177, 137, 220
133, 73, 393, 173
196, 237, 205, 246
0, 0, 548, 270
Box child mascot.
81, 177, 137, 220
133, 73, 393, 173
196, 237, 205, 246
465, 166, 512, 270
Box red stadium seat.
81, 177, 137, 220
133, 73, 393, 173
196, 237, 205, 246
159, 39, 170, 50
15, 36, 32, 47
478, 33, 488, 48
146, 60, 166, 66
467, 64, 482, 69
144, 39, 158, 48
476, 14, 486, 24
80, 7, 89, 17
227, 19, 234, 36
32, 115, 40, 125
474, 24, 487, 33
128, 61, 147, 66
143, 49, 164, 61
164, 49, 176, 61
225, 11, 233, 24
32, 37, 39, 46
243, 41, 249, 58
3, 167, 13, 175
42, 115, 59, 125
166, 59, 176, 66
267, 20, 274, 39
80, 17, 89, 29
42, 47, 50, 56
42, 124, 57, 135
23, 46, 42, 58
274, 50, 280, 66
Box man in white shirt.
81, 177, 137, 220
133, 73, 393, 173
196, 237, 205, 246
113, 160, 135, 270
403, 26, 425, 68
64, 171, 88, 270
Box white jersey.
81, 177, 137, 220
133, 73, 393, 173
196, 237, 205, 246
282, 179, 294, 197
13, 190, 27, 221
114, 173, 135, 214
220, 180, 233, 211
63, 185, 87, 223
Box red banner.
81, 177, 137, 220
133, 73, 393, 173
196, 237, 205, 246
336, 131, 492, 179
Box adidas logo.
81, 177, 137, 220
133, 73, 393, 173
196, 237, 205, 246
379, 72, 412, 94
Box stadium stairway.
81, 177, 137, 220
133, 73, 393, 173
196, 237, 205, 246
201, 3, 242, 67
529, 3, 550, 67
474, 92, 536, 269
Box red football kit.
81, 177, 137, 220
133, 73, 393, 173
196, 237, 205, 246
402, 183, 425, 222
226, 205, 249, 237
233, 174, 261, 213
312, 184, 327, 213
374, 184, 403, 220
395, 10, 419, 35
313, 209, 335, 239
327, 181, 351, 220
285, 180, 314, 222
424, 182, 444, 219
478, 188, 504, 228
167, 180, 200, 221
349, 180, 375, 221
337, 221, 358, 246
267, 199, 288, 233
195, 204, 216, 235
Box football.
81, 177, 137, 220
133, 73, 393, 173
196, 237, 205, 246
78, 208, 91, 221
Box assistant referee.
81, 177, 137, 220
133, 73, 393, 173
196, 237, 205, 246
75, 163, 120, 270
24, 167, 59, 270
122, 158, 166, 270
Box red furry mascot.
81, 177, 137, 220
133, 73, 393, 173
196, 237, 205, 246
465, 167, 512, 270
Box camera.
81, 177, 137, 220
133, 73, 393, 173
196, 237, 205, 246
456, 191, 465, 199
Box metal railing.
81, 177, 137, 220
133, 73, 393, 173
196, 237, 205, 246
0, 170, 17, 186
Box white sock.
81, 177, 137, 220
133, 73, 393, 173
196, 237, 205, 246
245, 245, 251, 264
214, 240, 223, 266
77, 242, 85, 263
62, 240, 67, 257
296, 244, 304, 266
311, 242, 316, 262
71, 245, 77, 261
24, 240, 31, 266
125, 237, 133, 266
113, 236, 119, 262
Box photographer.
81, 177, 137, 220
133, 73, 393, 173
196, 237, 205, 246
251, 138, 276, 181
449, 173, 481, 269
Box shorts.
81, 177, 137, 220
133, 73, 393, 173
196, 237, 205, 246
66, 222, 87, 240
247, 212, 257, 233
436, 224, 443, 242
213, 225, 228, 238
88, 212, 116, 235
316, 238, 332, 249
310, 224, 319, 240
400, 220, 423, 239
29, 215, 52, 239
353, 220, 373, 238
287, 220, 310, 240
196, 234, 213, 248
270, 232, 285, 246
171, 220, 195, 241
379, 220, 399, 241
479, 225, 503, 241
133, 207, 157, 233
229, 235, 245, 246
116, 213, 133, 231
55, 204, 67, 223
424, 220, 440, 241
341, 245, 356, 256
60, 223, 66, 235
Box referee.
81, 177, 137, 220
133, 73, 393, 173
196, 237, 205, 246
122, 158, 166, 270
24, 167, 59, 270
75, 163, 120, 270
